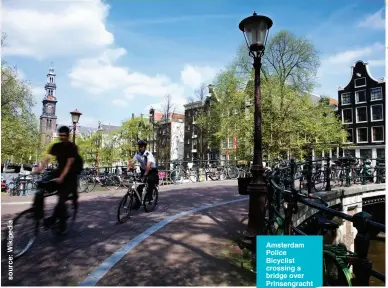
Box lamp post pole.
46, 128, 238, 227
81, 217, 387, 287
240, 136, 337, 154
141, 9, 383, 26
70, 109, 82, 144
239, 12, 273, 236
149, 107, 156, 161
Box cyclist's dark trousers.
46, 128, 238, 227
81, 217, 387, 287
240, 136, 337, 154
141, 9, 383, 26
51, 176, 78, 231
135, 169, 158, 206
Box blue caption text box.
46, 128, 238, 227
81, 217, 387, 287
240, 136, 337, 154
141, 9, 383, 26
257, 235, 323, 288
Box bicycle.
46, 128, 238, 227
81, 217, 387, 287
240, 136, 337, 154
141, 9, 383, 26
2, 172, 78, 261
117, 171, 159, 223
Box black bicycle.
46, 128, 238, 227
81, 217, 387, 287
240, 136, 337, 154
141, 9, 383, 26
2, 172, 77, 261
117, 172, 159, 223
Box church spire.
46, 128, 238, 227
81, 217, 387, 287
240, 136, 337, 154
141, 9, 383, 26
45, 62, 57, 101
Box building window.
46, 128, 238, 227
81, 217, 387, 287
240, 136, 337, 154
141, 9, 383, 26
377, 148, 385, 159
370, 87, 383, 101
341, 93, 351, 105
356, 106, 367, 123
372, 126, 384, 142
356, 127, 368, 143
354, 77, 366, 88
355, 90, 366, 103
371, 104, 383, 121
331, 148, 338, 159
344, 149, 356, 157
360, 149, 372, 160
346, 128, 353, 143
342, 108, 353, 124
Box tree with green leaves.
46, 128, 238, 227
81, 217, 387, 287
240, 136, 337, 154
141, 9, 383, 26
197, 30, 346, 161
115, 115, 152, 163
1, 64, 40, 164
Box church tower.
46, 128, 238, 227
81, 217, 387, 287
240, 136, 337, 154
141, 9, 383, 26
40, 64, 58, 147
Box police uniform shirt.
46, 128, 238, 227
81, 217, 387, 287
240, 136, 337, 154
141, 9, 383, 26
133, 150, 156, 170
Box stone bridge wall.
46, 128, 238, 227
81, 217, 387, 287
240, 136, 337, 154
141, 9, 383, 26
293, 183, 385, 252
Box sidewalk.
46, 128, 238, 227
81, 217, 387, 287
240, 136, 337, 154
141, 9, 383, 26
95, 200, 254, 286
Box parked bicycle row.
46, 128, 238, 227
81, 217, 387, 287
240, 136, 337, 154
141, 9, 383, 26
4, 155, 384, 196
263, 155, 385, 194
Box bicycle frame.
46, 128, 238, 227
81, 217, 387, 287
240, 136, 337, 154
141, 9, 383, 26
130, 181, 148, 203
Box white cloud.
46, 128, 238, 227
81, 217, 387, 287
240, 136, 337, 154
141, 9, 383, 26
56, 114, 99, 129
31, 86, 44, 102
69, 49, 217, 113
357, 8, 385, 30
318, 42, 385, 76
112, 99, 129, 107
367, 59, 386, 67
315, 43, 385, 98
2, 0, 113, 59
180, 65, 218, 90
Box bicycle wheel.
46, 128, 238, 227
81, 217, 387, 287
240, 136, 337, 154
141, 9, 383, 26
117, 193, 133, 223
143, 187, 158, 212
78, 177, 89, 193
187, 171, 197, 182
87, 177, 97, 192
313, 173, 325, 192
228, 166, 239, 179
7, 182, 16, 195
170, 170, 183, 184
323, 249, 353, 286
3, 208, 39, 261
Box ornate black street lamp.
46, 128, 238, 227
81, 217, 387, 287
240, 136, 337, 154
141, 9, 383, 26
70, 109, 82, 144
239, 12, 273, 235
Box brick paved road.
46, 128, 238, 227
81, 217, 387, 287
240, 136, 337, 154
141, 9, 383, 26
1, 180, 249, 286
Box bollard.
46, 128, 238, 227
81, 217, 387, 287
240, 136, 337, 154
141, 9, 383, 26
307, 156, 313, 194
325, 156, 331, 191
352, 211, 373, 286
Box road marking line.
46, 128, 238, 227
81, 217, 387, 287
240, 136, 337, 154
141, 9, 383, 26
80, 196, 248, 286
2, 201, 33, 205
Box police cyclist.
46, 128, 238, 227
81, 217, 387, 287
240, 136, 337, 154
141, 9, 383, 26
128, 140, 158, 209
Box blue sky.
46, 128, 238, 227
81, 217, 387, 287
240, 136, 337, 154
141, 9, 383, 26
2, 0, 385, 128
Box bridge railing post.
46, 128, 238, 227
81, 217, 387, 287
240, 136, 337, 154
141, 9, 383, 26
196, 159, 200, 182
22, 175, 27, 196
352, 211, 373, 286
307, 155, 313, 194
290, 158, 296, 191
361, 158, 367, 185
325, 156, 331, 191
345, 155, 351, 187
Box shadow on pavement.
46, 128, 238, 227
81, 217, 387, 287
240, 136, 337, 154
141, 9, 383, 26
98, 201, 253, 286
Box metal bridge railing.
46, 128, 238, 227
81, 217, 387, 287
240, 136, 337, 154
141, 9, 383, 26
260, 160, 386, 286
